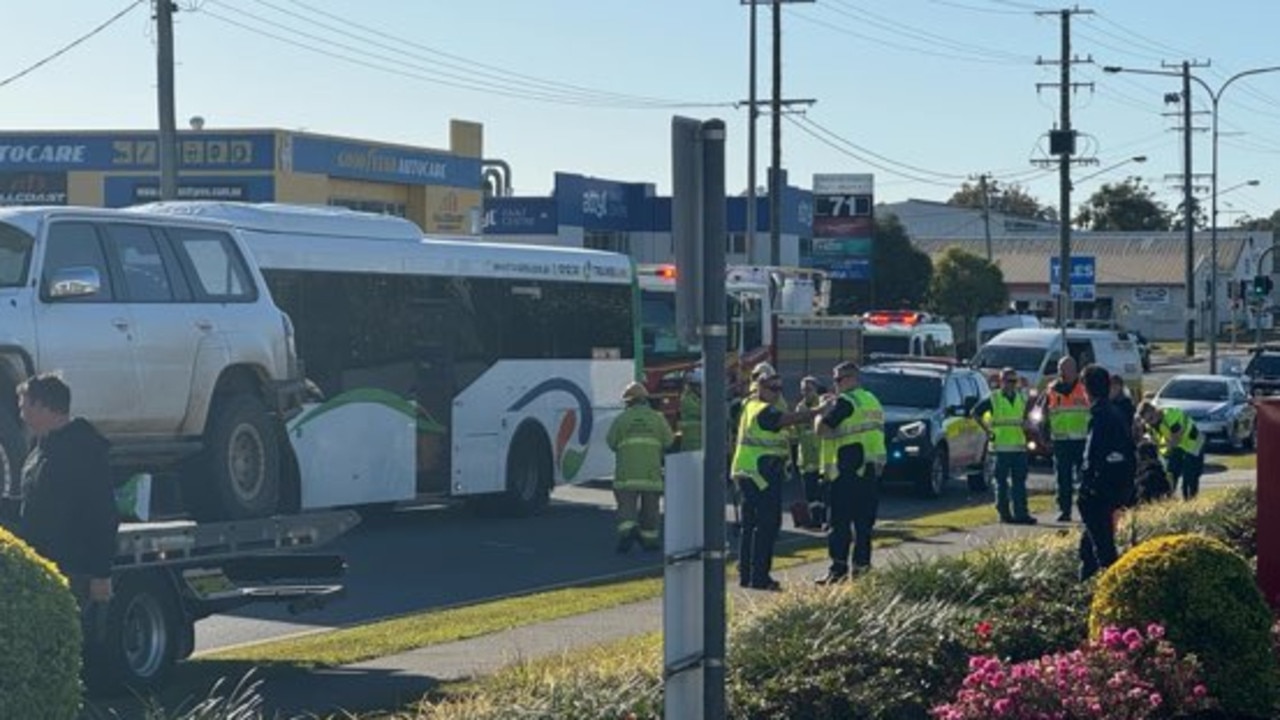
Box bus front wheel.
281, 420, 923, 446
501, 427, 552, 516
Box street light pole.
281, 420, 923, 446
1104, 63, 1280, 373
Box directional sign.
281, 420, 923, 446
1049, 256, 1096, 301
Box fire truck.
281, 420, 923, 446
638, 264, 861, 424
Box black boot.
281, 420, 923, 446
615, 529, 636, 554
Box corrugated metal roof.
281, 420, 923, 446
914, 232, 1257, 285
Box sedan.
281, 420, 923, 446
1152, 374, 1256, 452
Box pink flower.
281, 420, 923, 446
993, 698, 1011, 715
975, 620, 993, 639
1121, 628, 1143, 646
1149, 692, 1162, 707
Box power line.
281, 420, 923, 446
796, 115, 970, 180
787, 8, 1026, 66
824, 0, 1035, 63
0, 0, 144, 90
922, 0, 1029, 16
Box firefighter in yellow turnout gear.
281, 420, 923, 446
607, 382, 674, 553
677, 368, 702, 452
731, 365, 821, 591
814, 361, 886, 584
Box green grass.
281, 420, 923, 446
1209, 453, 1257, 471
200, 493, 1054, 670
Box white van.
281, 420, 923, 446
970, 328, 1144, 395
976, 314, 1043, 346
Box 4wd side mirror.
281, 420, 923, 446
46, 266, 101, 299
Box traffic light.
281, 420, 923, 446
1252, 274, 1275, 298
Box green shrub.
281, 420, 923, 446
0, 523, 83, 719
1118, 486, 1256, 558
1090, 533, 1276, 717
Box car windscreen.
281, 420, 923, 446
1159, 379, 1228, 402
1246, 354, 1280, 377
0, 222, 33, 288
860, 372, 941, 409
971, 343, 1045, 372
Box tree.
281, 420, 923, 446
927, 247, 1008, 356
1074, 178, 1172, 231
1236, 208, 1280, 233
1171, 196, 1208, 232
826, 214, 932, 315
949, 180, 1057, 222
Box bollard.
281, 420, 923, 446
1257, 398, 1280, 610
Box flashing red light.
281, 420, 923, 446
655, 265, 677, 280
864, 310, 927, 326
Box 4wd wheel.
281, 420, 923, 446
502, 427, 552, 516
199, 394, 280, 520
84, 573, 186, 692
917, 446, 948, 498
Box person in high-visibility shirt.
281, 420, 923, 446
731, 365, 822, 591
971, 367, 1037, 525
607, 382, 674, 553
792, 376, 826, 529
1042, 356, 1090, 522
677, 368, 702, 453
814, 361, 886, 584
1137, 400, 1206, 500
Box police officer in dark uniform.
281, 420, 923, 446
1077, 364, 1136, 581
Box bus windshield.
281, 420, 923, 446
641, 289, 698, 361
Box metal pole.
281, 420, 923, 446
156, 0, 179, 201
746, 1, 758, 264
1057, 9, 1072, 345
1209, 92, 1221, 373
980, 174, 993, 262
1182, 62, 1196, 360
700, 118, 728, 720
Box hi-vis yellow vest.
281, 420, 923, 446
1046, 381, 1090, 441
1154, 406, 1205, 457
989, 391, 1028, 453
819, 389, 886, 481
732, 399, 790, 490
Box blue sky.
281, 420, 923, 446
2, 0, 1279, 222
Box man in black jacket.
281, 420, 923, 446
1077, 364, 1136, 582
14, 373, 118, 607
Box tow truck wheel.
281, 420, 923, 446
85, 573, 184, 692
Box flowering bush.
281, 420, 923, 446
932, 624, 1214, 720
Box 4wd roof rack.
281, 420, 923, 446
864, 353, 963, 368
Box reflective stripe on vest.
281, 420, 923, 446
732, 399, 789, 490
820, 391, 883, 481
990, 391, 1027, 453
1047, 382, 1090, 440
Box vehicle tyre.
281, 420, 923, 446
968, 450, 991, 493
499, 426, 553, 516
917, 446, 948, 498
1229, 422, 1245, 453
198, 394, 280, 520
84, 572, 185, 692
1245, 423, 1257, 451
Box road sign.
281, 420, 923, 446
1049, 256, 1096, 301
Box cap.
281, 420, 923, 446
687, 367, 703, 384
751, 362, 778, 381
622, 381, 649, 402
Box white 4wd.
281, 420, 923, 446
0, 207, 302, 520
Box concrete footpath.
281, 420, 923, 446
250, 469, 1252, 717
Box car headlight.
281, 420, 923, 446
897, 420, 927, 440
1028, 407, 1043, 424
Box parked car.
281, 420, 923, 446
1244, 346, 1280, 397
860, 359, 990, 497
1152, 374, 1256, 452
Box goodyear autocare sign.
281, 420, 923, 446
0, 134, 276, 171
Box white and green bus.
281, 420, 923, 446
140, 202, 638, 515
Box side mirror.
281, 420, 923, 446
46, 266, 101, 299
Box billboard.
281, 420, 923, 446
810, 172, 874, 280
0, 172, 67, 205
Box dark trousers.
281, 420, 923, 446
992, 451, 1030, 520
1077, 494, 1118, 581
801, 469, 825, 524
826, 468, 880, 574
737, 477, 783, 587
1166, 449, 1204, 500
1053, 440, 1086, 515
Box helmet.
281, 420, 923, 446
751, 361, 778, 382
687, 367, 703, 384
622, 381, 649, 402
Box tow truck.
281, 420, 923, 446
85, 510, 357, 690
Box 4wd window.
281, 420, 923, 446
859, 372, 941, 408
104, 224, 176, 302
42, 222, 113, 302
168, 227, 256, 301
0, 222, 32, 287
